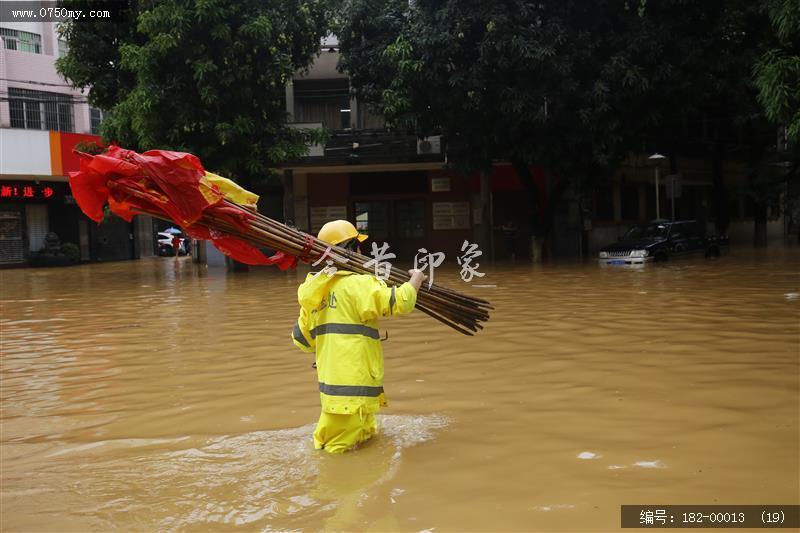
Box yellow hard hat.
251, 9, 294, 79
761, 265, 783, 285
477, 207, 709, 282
317, 219, 368, 246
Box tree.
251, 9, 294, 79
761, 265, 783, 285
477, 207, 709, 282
58, 0, 330, 185
634, 0, 774, 241
753, 0, 800, 243
339, 0, 791, 253
754, 0, 800, 142
336, 0, 685, 260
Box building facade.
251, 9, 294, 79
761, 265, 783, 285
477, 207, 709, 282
0, 20, 152, 266
282, 37, 789, 262
281, 37, 547, 263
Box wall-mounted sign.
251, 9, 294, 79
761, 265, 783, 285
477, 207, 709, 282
0, 184, 56, 200
431, 177, 451, 192
432, 201, 470, 230
310, 205, 348, 233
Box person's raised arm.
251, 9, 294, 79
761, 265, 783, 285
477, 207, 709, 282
407, 269, 428, 293
357, 270, 428, 321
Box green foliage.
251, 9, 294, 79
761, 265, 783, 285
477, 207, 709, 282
74, 140, 106, 155
337, 0, 788, 239
56, 1, 141, 111
60, 242, 81, 262
754, 0, 800, 141
337, 1, 677, 179
58, 0, 330, 185
101, 205, 117, 223
336, 0, 695, 240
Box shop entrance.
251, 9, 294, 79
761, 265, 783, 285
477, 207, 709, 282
351, 171, 428, 260
354, 199, 425, 260
0, 209, 24, 264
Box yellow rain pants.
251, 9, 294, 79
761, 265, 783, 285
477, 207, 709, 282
314, 410, 377, 454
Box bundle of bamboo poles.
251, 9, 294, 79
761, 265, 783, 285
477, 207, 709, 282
108, 182, 492, 335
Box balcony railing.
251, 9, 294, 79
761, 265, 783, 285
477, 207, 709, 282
284, 126, 445, 167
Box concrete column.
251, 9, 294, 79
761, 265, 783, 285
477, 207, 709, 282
0, 38, 9, 127
192, 237, 206, 264
638, 185, 647, 221
78, 218, 90, 260
293, 172, 309, 231
41, 21, 54, 56
282, 169, 294, 224
135, 215, 154, 257
206, 241, 227, 267
350, 94, 359, 129
480, 170, 493, 259
285, 81, 294, 122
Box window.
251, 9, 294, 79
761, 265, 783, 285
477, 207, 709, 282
293, 79, 351, 129
9, 88, 74, 132
0, 28, 42, 53
58, 38, 68, 58
90, 108, 106, 135
396, 200, 425, 237
355, 200, 425, 241
355, 202, 390, 241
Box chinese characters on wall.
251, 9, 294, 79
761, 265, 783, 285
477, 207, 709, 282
0, 184, 56, 199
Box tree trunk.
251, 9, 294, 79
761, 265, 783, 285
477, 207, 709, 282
530, 236, 542, 263
479, 170, 493, 260
282, 170, 294, 224
744, 120, 769, 248
711, 140, 730, 235
541, 176, 570, 260
753, 203, 768, 246
512, 160, 543, 263
512, 159, 571, 263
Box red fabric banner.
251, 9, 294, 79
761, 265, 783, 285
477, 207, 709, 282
67, 146, 300, 269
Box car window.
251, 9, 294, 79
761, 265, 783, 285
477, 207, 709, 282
624, 223, 669, 240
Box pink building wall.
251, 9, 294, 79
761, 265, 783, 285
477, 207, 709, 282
0, 20, 91, 133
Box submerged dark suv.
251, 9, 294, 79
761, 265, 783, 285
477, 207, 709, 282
598, 220, 728, 266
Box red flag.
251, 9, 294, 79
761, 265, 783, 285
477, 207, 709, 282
184, 224, 298, 268
68, 145, 302, 271
68, 155, 111, 223
109, 147, 223, 226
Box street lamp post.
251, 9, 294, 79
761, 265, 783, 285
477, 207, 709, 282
648, 153, 667, 220
670, 176, 676, 221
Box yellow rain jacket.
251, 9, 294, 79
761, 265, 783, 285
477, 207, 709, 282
292, 270, 417, 415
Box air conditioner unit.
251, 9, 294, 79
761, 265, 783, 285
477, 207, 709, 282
417, 135, 441, 155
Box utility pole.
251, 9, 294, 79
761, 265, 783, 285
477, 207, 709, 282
649, 153, 667, 220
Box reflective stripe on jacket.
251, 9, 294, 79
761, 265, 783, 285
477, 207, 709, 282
291, 270, 417, 414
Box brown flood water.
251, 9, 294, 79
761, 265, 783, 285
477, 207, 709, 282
2, 246, 798, 531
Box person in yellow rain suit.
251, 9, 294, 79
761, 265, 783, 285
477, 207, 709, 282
291, 219, 427, 453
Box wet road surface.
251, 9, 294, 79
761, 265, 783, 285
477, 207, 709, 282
2, 246, 798, 531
